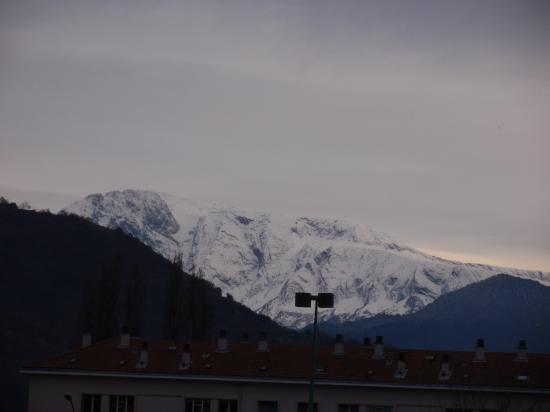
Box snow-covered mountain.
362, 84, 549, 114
63, 189, 550, 328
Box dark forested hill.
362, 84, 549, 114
0, 201, 301, 411
320, 274, 550, 352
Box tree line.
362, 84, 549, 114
0, 197, 213, 342
81, 253, 213, 342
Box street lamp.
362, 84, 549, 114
295, 292, 334, 412
64, 393, 75, 412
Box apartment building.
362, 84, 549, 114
21, 333, 550, 412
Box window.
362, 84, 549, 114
338, 406, 359, 412
219, 399, 238, 412
258, 401, 278, 412
447, 410, 500, 412
109, 395, 134, 412
297, 402, 318, 412
186, 399, 211, 412
82, 394, 101, 412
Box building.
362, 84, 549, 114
21, 332, 550, 412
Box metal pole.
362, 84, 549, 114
308, 298, 318, 412
64, 394, 75, 412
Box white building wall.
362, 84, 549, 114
26, 374, 550, 412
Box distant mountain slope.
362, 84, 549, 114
0, 185, 79, 212
63, 189, 550, 328
0, 202, 298, 411
322, 275, 550, 352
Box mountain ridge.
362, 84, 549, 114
318, 274, 550, 352
63, 189, 550, 328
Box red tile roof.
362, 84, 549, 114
23, 338, 550, 391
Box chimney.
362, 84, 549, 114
474, 338, 486, 362
333, 334, 345, 356
363, 337, 371, 347
119, 332, 130, 348
216, 329, 228, 352
240, 332, 249, 343
394, 352, 408, 378
258, 332, 269, 352
82, 333, 92, 348
438, 354, 452, 380
136, 341, 149, 368
515, 339, 528, 362
372, 336, 384, 359
179, 343, 191, 369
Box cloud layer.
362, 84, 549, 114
1, 0, 549, 270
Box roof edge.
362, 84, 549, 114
20, 368, 550, 395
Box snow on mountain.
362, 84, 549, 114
62, 189, 550, 328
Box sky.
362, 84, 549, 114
1, 0, 549, 271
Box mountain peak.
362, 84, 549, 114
62, 189, 550, 328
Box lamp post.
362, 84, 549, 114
295, 292, 334, 412
64, 393, 75, 412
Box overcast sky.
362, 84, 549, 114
1, 0, 549, 271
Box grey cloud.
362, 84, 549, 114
1, 0, 549, 270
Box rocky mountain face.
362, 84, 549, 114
63, 189, 550, 328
